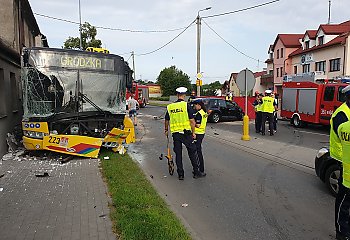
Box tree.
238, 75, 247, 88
201, 80, 222, 96
156, 66, 191, 96
63, 22, 102, 50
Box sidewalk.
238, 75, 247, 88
0, 153, 115, 240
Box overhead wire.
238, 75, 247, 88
136, 19, 196, 56
202, 19, 260, 63
34, 12, 188, 33
202, 0, 281, 19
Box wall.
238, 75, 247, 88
344, 36, 350, 76
291, 44, 345, 79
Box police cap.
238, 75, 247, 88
342, 85, 350, 95
265, 89, 272, 94
176, 87, 188, 94
192, 98, 202, 104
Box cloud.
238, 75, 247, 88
30, 0, 350, 84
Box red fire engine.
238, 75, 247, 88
126, 82, 149, 108
281, 77, 349, 127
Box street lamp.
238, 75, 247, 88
196, 7, 211, 96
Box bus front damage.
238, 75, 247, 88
21, 47, 134, 158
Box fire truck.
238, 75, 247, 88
281, 74, 349, 127
126, 82, 149, 108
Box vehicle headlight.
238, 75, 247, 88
23, 130, 46, 139
316, 148, 329, 158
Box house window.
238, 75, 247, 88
276, 68, 279, 77
294, 66, 297, 74
302, 64, 310, 73
280, 67, 283, 76
318, 36, 324, 45
305, 41, 310, 49
10, 72, 18, 112
281, 48, 284, 58
277, 49, 279, 59
315, 61, 326, 72
330, 58, 341, 72
0, 69, 6, 117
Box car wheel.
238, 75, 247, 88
325, 164, 341, 197
211, 113, 220, 123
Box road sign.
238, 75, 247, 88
236, 69, 255, 95
196, 72, 203, 80
196, 79, 203, 86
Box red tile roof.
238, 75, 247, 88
254, 71, 267, 78
273, 34, 303, 49
304, 30, 318, 40
319, 20, 350, 35
289, 33, 349, 57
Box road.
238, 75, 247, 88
129, 105, 335, 240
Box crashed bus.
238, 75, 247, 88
21, 47, 134, 158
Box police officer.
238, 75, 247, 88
164, 87, 205, 180
193, 99, 208, 174
253, 93, 263, 133
332, 85, 350, 240
261, 90, 277, 136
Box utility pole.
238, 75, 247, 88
328, 0, 331, 24
196, 7, 211, 97
196, 14, 201, 96
78, 0, 82, 50
132, 51, 136, 81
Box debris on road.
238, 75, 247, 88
181, 203, 189, 207
163, 175, 167, 178
103, 156, 110, 160
150, 175, 154, 179
6, 133, 18, 152
214, 132, 219, 135
60, 156, 73, 164
0, 173, 5, 178
159, 154, 163, 160
0, 188, 3, 192
35, 171, 50, 177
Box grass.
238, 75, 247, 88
148, 101, 168, 107
100, 150, 192, 240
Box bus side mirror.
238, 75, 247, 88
126, 72, 133, 90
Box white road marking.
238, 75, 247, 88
296, 130, 329, 137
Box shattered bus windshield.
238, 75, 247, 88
22, 48, 128, 118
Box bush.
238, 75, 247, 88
150, 97, 170, 101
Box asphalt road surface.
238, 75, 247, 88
129, 105, 335, 240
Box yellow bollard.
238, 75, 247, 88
241, 115, 250, 141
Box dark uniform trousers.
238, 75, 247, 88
172, 132, 200, 176
335, 165, 350, 236
195, 134, 205, 172
255, 112, 262, 133
262, 112, 274, 134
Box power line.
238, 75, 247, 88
202, 0, 281, 19
202, 19, 260, 62
34, 12, 188, 33
136, 19, 196, 56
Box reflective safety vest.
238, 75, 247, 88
338, 121, 350, 188
195, 109, 208, 134
330, 103, 350, 161
255, 101, 262, 112
167, 101, 191, 133
262, 96, 275, 113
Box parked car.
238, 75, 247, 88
315, 147, 340, 196
199, 98, 244, 123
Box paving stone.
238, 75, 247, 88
0, 156, 116, 240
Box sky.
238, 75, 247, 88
29, 0, 349, 85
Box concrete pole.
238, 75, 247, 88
132, 51, 136, 81
196, 15, 201, 96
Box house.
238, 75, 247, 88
288, 20, 350, 80
0, 0, 47, 158
266, 33, 304, 96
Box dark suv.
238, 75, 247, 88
200, 98, 243, 123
